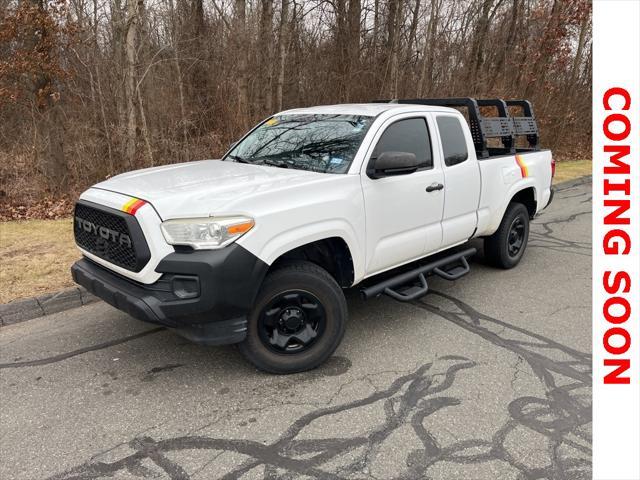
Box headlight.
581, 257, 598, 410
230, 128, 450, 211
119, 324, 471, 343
161, 216, 254, 249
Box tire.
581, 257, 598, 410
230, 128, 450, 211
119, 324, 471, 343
484, 202, 530, 269
239, 261, 347, 374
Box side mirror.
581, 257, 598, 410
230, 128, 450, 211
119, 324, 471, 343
369, 151, 419, 179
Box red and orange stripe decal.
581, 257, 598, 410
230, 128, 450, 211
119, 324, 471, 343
122, 197, 146, 215
515, 154, 529, 178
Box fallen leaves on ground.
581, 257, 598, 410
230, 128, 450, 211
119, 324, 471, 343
0, 196, 74, 221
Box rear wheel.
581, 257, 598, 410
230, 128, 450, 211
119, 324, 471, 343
484, 202, 530, 269
239, 261, 347, 374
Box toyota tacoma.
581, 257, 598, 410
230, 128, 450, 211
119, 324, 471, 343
72, 98, 554, 373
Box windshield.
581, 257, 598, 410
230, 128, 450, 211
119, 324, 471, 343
224, 114, 374, 173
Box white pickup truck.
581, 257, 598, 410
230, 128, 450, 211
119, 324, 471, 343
72, 98, 554, 373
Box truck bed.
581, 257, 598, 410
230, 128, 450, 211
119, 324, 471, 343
476, 149, 553, 236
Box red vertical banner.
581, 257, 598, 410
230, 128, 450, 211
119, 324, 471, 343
593, 1, 640, 478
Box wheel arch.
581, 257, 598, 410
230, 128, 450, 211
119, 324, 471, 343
485, 184, 536, 234
510, 186, 537, 218
270, 237, 355, 288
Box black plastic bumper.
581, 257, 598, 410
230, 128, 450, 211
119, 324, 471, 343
71, 244, 268, 345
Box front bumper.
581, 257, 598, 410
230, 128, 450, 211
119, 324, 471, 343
71, 244, 268, 345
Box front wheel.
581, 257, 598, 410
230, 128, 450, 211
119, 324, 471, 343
239, 261, 347, 374
484, 202, 530, 269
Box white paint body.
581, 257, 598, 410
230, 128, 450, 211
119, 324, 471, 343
78, 103, 553, 285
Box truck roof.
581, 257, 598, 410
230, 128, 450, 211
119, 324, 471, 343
280, 103, 458, 117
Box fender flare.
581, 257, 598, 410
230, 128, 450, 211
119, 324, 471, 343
488, 180, 538, 234
243, 219, 364, 283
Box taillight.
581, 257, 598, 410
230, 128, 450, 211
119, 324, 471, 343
551, 158, 556, 178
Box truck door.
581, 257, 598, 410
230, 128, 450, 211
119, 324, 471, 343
433, 113, 481, 246
361, 114, 445, 276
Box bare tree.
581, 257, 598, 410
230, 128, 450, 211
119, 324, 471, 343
275, 0, 289, 111
124, 0, 140, 166
385, 0, 403, 97
259, 0, 274, 111
0, 0, 593, 207
234, 0, 249, 121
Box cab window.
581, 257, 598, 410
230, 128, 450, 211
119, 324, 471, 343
436, 116, 469, 166
372, 118, 432, 169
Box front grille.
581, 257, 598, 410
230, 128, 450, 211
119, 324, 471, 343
74, 201, 150, 272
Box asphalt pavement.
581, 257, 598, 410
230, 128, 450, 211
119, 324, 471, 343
0, 178, 592, 480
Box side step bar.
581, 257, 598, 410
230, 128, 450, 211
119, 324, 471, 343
360, 248, 477, 302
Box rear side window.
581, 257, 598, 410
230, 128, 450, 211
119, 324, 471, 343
437, 116, 469, 166
372, 118, 432, 168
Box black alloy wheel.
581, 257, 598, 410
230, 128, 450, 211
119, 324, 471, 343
257, 290, 326, 354
239, 261, 347, 374
507, 216, 526, 258
484, 202, 530, 269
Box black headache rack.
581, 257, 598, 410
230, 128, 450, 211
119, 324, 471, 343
372, 98, 540, 159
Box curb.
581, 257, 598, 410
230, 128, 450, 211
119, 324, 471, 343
0, 176, 592, 328
554, 174, 592, 191
0, 287, 98, 327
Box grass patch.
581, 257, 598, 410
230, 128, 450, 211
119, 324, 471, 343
554, 159, 592, 184
0, 218, 79, 303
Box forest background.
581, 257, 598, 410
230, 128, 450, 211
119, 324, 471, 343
0, 0, 592, 219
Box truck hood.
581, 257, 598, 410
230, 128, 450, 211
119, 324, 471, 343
93, 159, 327, 219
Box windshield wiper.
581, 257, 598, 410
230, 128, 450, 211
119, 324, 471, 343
228, 154, 250, 163
262, 158, 289, 168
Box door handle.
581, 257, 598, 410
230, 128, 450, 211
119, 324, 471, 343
426, 182, 444, 192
